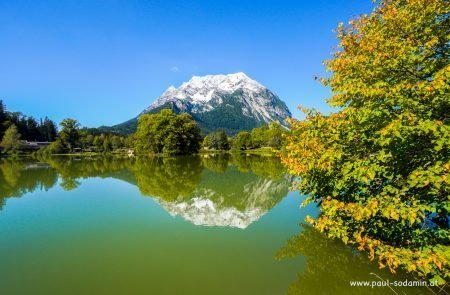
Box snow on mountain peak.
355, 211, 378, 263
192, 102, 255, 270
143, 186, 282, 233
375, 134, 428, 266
142, 72, 292, 129
150, 72, 264, 105
166, 85, 177, 92
181, 72, 263, 95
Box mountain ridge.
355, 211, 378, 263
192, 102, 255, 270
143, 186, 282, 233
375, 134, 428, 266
101, 73, 291, 135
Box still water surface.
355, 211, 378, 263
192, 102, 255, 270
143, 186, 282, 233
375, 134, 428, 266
0, 155, 429, 294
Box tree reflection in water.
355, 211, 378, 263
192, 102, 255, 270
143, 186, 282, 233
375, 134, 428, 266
0, 154, 291, 228
276, 224, 440, 295
0, 159, 58, 209
0, 156, 437, 293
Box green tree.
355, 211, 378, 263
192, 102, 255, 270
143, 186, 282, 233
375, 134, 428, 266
103, 137, 112, 152
202, 135, 213, 150
46, 139, 65, 154
93, 135, 103, 151
202, 130, 230, 150
111, 135, 123, 150
232, 131, 252, 150
282, 0, 449, 283
25, 117, 39, 141
250, 124, 269, 148
135, 109, 201, 155
80, 133, 94, 149
124, 134, 134, 149
39, 117, 58, 142
250, 122, 284, 149
0, 101, 57, 143
59, 119, 80, 152
267, 122, 284, 149
0, 125, 21, 154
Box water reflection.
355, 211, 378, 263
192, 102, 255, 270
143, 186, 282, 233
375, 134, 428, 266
277, 225, 439, 295
133, 156, 204, 202
0, 154, 291, 228
0, 155, 435, 294
0, 159, 58, 209
154, 155, 291, 228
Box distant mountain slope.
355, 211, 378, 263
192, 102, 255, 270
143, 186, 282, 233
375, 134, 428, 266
101, 73, 291, 135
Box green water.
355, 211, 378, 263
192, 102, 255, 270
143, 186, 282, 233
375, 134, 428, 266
0, 155, 431, 294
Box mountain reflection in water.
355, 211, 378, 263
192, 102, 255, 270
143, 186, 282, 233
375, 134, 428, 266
0, 154, 292, 229
0, 155, 433, 294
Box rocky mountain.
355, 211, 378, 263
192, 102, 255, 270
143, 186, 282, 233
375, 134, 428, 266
104, 73, 291, 134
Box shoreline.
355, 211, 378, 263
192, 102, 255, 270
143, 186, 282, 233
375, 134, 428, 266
0, 147, 279, 159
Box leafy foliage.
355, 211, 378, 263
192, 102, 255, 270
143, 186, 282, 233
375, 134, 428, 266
0, 125, 21, 154
46, 139, 66, 154
134, 109, 202, 155
281, 0, 450, 283
58, 119, 81, 152
202, 130, 230, 150
229, 121, 286, 150
250, 122, 285, 149
232, 131, 253, 150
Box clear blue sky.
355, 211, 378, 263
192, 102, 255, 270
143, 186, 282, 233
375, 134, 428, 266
0, 0, 374, 127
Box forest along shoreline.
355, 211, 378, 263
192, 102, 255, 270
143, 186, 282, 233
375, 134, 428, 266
0, 102, 285, 158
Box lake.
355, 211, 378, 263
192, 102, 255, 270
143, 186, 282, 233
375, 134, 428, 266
0, 155, 430, 294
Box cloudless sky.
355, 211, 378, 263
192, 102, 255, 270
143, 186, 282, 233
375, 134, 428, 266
0, 0, 375, 127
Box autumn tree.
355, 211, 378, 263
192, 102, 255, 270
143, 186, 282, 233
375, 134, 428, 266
282, 0, 449, 284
